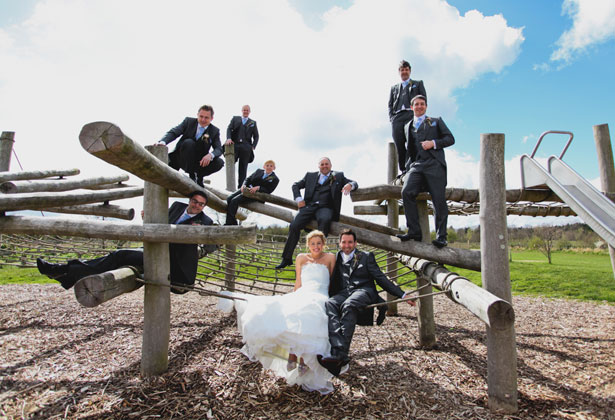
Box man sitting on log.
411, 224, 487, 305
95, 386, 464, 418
157, 104, 224, 186
36, 191, 213, 294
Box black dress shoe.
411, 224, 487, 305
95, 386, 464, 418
396, 233, 422, 242
36, 258, 68, 279
432, 238, 448, 248
376, 307, 387, 325
275, 258, 293, 270
317, 355, 350, 377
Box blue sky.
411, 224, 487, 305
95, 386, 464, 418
0, 0, 613, 228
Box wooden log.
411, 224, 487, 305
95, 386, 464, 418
0, 132, 15, 172
0, 215, 256, 244
73, 266, 141, 307
141, 144, 170, 377
236, 199, 481, 271
386, 142, 399, 315
350, 184, 564, 204
400, 255, 514, 329
593, 123, 615, 279
224, 142, 236, 192
78, 121, 227, 213
416, 200, 436, 347
83, 182, 136, 190
480, 133, 517, 413
0, 168, 80, 183
0, 187, 144, 211
43, 204, 135, 220
354, 203, 576, 217
224, 143, 237, 291
0, 175, 129, 194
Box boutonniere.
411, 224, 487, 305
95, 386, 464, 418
425, 117, 434, 126
201, 133, 210, 143
265, 174, 275, 181
328, 171, 336, 185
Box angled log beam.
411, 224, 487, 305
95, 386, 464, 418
0, 168, 80, 183
78, 121, 227, 213
0, 175, 129, 194
44, 204, 135, 220
0, 215, 256, 244
0, 188, 144, 211
354, 204, 576, 217
74, 267, 141, 307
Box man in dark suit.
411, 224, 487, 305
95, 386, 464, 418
275, 157, 357, 269
225, 159, 279, 225
396, 95, 455, 248
318, 229, 414, 376
36, 191, 213, 294
158, 105, 224, 186
225, 105, 260, 188
388, 60, 427, 172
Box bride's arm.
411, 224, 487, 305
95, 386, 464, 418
327, 253, 336, 276
294, 254, 307, 291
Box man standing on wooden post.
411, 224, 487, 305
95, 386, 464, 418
157, 105, 224, 186
36, 191, 213, 293
388, 60, 427, 173
225, 105, 260, 189
396, 95, 454, 248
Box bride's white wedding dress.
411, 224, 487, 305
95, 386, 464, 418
218, 263, 333, 394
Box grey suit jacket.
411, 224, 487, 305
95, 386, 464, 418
404, 116, 454, 170
388, 79, 427, 121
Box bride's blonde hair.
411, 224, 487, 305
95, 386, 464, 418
305, 230, 327, 250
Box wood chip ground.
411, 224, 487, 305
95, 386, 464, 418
0, 285, 613, 419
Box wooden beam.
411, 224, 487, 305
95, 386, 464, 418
0, 188, 144, 211
74, 267, 141, 307
0, 168, 80, 183
0, 132, 15, 172
0, 175, 129, 194
44, 204, 135, 220
0, 215, 256, 244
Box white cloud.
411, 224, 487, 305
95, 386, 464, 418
551, 0, 615, 63
0, 0, 524, 225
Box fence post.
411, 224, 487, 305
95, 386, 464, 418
593, 124, 615, 279
386, 142, 399, 315
0, 132, 15, 172
417, 200, 436, 348
141, 145, 170, 376
224, 142, 236, 291
480, 133, 517, 413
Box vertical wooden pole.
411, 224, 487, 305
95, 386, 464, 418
593, 124, 615, 279
480, 133, 517, 413
224, 142, 236, 291
386, 142, 399, 315
0, 132, 15, 172
141, 145, 170, 377
417, 200, 436, 348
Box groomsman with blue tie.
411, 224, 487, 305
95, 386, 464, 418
396, 95, 455, 248
225, 105, 260, 189
275, 157, 357, 269
388, 60, 427, 172
158, 105, 224, 186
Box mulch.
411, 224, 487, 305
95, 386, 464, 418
0, 284, 613, 419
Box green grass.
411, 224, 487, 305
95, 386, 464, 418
452, 250, 615, 303
0, 266, 56, 285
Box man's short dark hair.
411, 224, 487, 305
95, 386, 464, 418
411, 95, 427, 106
399, 60, 411, 70
198, 104, 214, 117
339, 229, 356, 242
189, 190, 208, 203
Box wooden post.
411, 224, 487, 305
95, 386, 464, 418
0, 132, 15, 172
224, 142, 236, 291
386, 142, 399, 315
74, 266, 141, 307
593, 124, 615, 279
480, 133, 517, 413
141, 145, 170, 377
417, 200, 436, 348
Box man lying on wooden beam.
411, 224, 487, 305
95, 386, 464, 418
36, 191, 214, 294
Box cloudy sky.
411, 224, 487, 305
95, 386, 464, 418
0, 0, 614, 228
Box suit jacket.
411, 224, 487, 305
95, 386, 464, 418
388, 79, 427, 121
404, 116, 454, 171
242, 169, 279, 194
329, 250, 404, 325
292, 171, 357, 222
167, 201, 213, 287
226, 116, 259, 163
160, 117, 222, 159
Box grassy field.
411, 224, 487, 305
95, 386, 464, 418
1, 249, 613, 303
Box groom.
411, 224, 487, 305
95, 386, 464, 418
318, 229, 414, 376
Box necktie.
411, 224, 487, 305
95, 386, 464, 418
319, 174, 328, 185
242, 118, 247, 125
415, 117, 424, 129
196, 126, 204, 139
176, 212, 191, 224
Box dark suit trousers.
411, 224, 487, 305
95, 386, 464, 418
64, 249, 144, 289
402, 159, 448, 239
235, 143, 252, 188
169, 138, 224, 179
325, 289, 372, 358
225, 190, 253, 225
281, 204, 333, 260
391, 112, 413, 172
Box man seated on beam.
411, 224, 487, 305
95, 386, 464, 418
225, 159, 279, 226
36, 191, 213, 294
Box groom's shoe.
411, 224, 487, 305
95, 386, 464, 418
36, 258, 68, 279
275, 258, 292, 270
376, 307, 387, 326
432, 237, 448, 248
317, 354, 350, 377
396, 233, 421, 242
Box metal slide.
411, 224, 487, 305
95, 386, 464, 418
520, 131, 615, 247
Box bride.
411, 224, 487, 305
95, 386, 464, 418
218, 230, 336, 394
